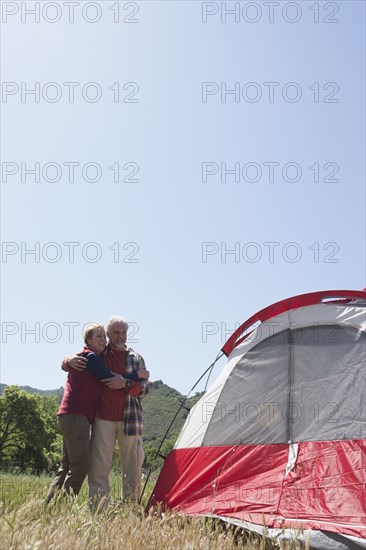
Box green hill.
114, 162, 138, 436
142, 380, 203, 446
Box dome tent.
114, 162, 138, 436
148, 290, 366, 549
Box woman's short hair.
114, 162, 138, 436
83, 323, 105, 344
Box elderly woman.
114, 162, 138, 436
46, 323, 118, 502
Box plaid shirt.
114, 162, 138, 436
123, 348, 149, 436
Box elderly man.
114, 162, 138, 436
64, 316, 149, 504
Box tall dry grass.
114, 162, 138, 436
0, 474, 308, 549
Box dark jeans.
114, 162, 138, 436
46, 414, 91, 502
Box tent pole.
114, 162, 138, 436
140, 350, 224, 505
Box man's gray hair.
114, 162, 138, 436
106, 315, 129, 332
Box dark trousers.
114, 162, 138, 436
46, 414, 90, 502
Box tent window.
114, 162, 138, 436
202, 325, 365, 446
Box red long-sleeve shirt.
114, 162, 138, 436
58, 346, 113, 423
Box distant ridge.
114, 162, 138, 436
0, 383, 64, 397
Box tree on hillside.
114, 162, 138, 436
36, 394, 62, 470
0, 386, 58, 473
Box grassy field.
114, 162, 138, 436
0, 473, 308, 549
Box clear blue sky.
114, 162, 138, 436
1, 1, 365, 395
